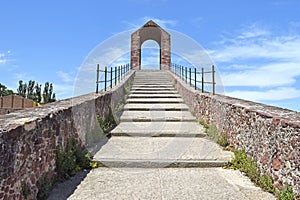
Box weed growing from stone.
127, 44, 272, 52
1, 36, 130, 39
36, 139, 99, 199
37, 173, 54, 200
56, 139, 92, 182
21, 183, 31, 199
200, 119, 228, 148
276, 185, 295, 200
224, 148, 297, 199
98, 107, 117, 135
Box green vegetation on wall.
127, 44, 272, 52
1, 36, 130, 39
199, 118, 295, 199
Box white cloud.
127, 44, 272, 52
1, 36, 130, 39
0, 53, 6, 64
56, 71, 74, 83
123, 17, 177, 30
221, 62, 300, 87
53, 83, 74, 100
143, 16, 177, 28
226, 87, 300, 101
209, 23, 300, 106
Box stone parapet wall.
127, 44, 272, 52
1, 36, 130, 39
0, 71, 135, 199
168, 71, 300, 196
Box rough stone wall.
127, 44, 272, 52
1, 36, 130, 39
0, 71, 135, 199
168, 72, 300, 196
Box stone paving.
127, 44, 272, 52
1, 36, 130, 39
67, 71, 275, 200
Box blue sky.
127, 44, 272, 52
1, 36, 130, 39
1, 0, 300, 111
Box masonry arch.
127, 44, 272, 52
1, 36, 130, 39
130, 20, 170, 70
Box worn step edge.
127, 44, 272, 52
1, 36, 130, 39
123, 108, 189, 111
120, 118, 196, 122
95, 159, 228, 168
110, 132, 206, 137
128, 96, 181, 99
131, 88, 176, 90
130, 91, 178, 94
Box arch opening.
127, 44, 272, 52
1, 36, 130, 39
141, 40, 160, 70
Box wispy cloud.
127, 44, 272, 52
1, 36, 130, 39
209, 23, 300, 107
53, 83, 74, 100
123, 17, 177, 29
56, 70, 74, 83
226, 87, 300, 102
0, 53, 7, 64
143, 16, 177, 28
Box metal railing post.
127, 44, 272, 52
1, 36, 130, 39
201, 67, 204, 93
110, 67, 113, 89
185, 67, 187, 83
212, 65, 215, 95
121, 65, 123, 79
189, 68, 191, 86
96, 64, 99, 93
115, 66, 117, 85
118, 66, 120, 82
104, 66, 107, 91
194, 68, 196, 90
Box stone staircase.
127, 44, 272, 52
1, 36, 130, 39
93, 70, 233, 168
66, 71, 276, 200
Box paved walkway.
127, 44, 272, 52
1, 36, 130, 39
67, 71, 275, 200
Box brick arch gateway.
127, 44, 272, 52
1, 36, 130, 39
130, 20, 171, 70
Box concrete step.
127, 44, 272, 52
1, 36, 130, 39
131, 87, 176, 91
120, 111, 196, 122
96, 159, 228, 168
130, 90, 178, 94
128, 94, 181, 98
93, 137, 233, 168
132, 84, 174, 88
126, 98, 184, 104
124, 103, 189, 111
110, 121, 205, 137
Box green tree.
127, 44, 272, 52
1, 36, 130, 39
16, 80, 56, 103
34, 83, 42, 102
43, 82, 56, 103
27, 80, 35, 100
17, 80, 27, 98
0, 83, 14, 96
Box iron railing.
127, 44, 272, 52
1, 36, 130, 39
170, 63, 216, 95
96, 64, 131, 93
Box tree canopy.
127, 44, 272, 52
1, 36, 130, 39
0, 80, 56, 104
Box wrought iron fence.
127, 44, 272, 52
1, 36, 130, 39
96, 64, 131, 93
170, 63, 216, 95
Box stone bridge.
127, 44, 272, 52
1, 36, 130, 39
0, 21, 299, 199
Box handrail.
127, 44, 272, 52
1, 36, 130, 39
96, 63, 131, 93
170, 63, 216, 95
